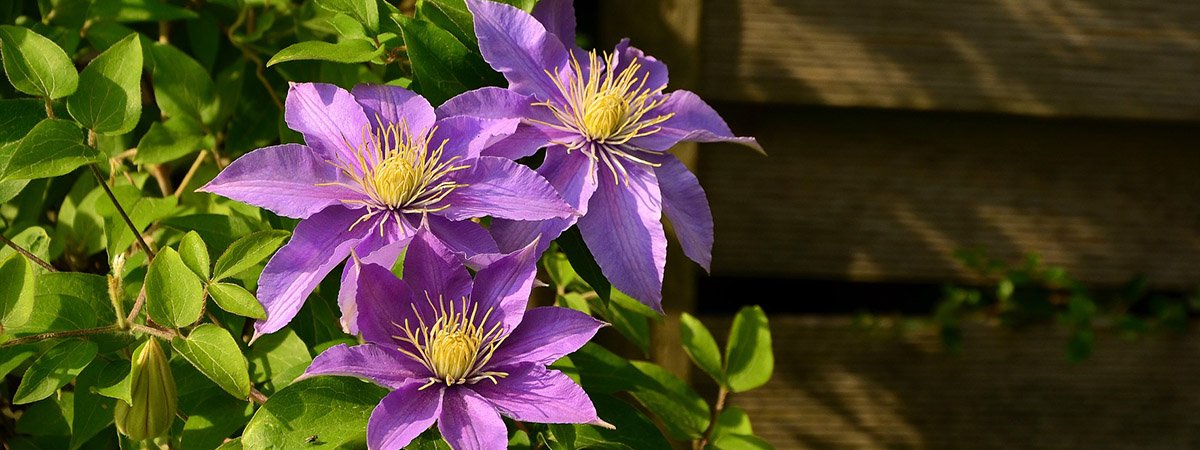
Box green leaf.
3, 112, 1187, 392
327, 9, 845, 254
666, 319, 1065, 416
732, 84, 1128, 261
93, 358, 133, 404
215, 438, 244, 450
397, 16, 504, 104
162, 214, 262, 252
89, 0, 198, 22
104, 194, 177, 257
67, 32, 142, 135
0, 25, 78, 99
172, 324, 251, 399
1, 118, 95, 181
680, 312, 725, 385
314, 0, 380, 34
248, 328, 312, 392
710, 406, 754, 442
13, 339, 99, 405
557, 227, 611, 301
134, 116, 207, 164
416, 0, 477, 49
178, 231, 211, 279
267, 39, 384, 66
0, 345, 36, 378
70, 359, 119, 449
724, 306, 773, 393
145, 247, 205, 328
0, 226, 51, 269
711, 433, 774, 450
242, 376, 387, 449
0, 254, 36, 334
212, 230, 290, 281
208, 282, 266, 320
181, 395, 254, 450
148, 43, 215, 124
548, 395, 671, 450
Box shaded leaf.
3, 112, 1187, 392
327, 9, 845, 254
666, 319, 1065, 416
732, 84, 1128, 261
89, 0, 198, 22
315, 0, 379, 34
0, 25, 78, 99
0, 254, 36, 334
67, 32, 142, 134
181, 395, 254, 450
242, 376, 387, 449
724, 306, 773, 393
13, 339, 99, 405
680, 312, 725, 385
248, 328, 311, 392
134, 116, 207, 164
267, 39, 384, 66
397, 16, 504, 104
1, 118, 94, 181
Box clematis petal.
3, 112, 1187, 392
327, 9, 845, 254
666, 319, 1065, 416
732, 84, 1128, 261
354, 260, 419, 347
576, 164, 667, 312
253, 206, 376, 339
402, 229, 473, 304
488, 148, 598, 253
472, 363, 601, 425
284, 83, 372, 166
436, 156, 575, 222
652, 154, 714, 271
368, 383, 443, 450
336, 216, 417, 334
438, 389, 507, 450
438, 87, 559, 160
470, 237, 542, 333
465, 0, 571, 99
631, 90, 762, 153
612, 39, 668, 94
488, 307, 605, 368
531, 0, 576, 50
430, 116, 521, 161
351, 84, 436, 136
301, 344, 424, 389
424, 215, 499, 258
197, 144, 366, 219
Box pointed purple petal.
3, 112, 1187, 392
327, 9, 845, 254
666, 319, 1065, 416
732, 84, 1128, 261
466, 0, 570, 99
354, 261, 418, 347
438, 389, 507, 450
470, 238, 541, 333
403, 229, 473, 303
253, 206, 375, 337
653, 154, 713, 271
437, 156, 575, 222
424, 215, 499, 258
488, 148, 596, 253
301, 344, 423, 389
430, 116, 520, 161
632, 90, 761, 153
438, 87, 559, 160
368, 383, 443, 450
531, 0, 576, 50
489, 307, 604, 367
351, 84, 436, 136
613, 39, 668, 94
336, 217, 417, 334
284, 83, 372, 165
576, 164, 666, 312
472, 363, 600, 424
197, 144, 365, 219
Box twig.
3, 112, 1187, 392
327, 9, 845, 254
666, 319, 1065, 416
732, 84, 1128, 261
174, 151, 209, 199
695, 386, 729, 450
249, 388, 268, 405
0, 233, 56, 272
150, 164, 174, 197
126, 287, 147, 323
88, 159, 156, 260
43, 97, 55, 119
0, 325, 121, 348
130, 323, 175, 340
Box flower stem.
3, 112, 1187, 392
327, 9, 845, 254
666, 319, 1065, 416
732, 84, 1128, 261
0, 233, 56, 272
174, 150, 208, 199
126, 287, 147, 324
694, 386, 729, 450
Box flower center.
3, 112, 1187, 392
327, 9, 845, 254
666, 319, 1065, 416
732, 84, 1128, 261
581, 92, 630, 138
324, 121, 470, 214
537, 50, 674, 144
393, 294, 508, 388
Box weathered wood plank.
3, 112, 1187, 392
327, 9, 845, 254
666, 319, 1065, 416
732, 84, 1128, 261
701, 0, 1200, 120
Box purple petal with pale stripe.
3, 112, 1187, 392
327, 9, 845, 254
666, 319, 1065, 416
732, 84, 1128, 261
576, 164, 667, 312
351, 84, 436, 136
438, 389, 507, 450
472, 363, 600, 424
197, 144, 365, 219
631, 90, 762, 153
253, 206, 376, 338
354, 261, 418, 347
489, 148, 597, 253
488, 307, 604, 368
470, 238, 541, 333
368, 383, 443, 450
613, 39, 668, 94
403, 229, 473, 303
652, 154, 714, 271
531, 0, 576, 50
424, 215, 499, 258
284, 83, 371, 166
466, 0, 570, 99
336, 216, 416, 334
301, 344, 423, 389
430, 116, 521, 161
438, 87, 558, 160
437, 156, 575, 222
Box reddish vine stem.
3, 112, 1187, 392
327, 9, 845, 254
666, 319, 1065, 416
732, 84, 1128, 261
0, 233, 56, 272
0, 325, 121, 348
695, 386, 729, 450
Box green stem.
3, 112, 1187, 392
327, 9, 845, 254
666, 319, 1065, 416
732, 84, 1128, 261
695, 386, 729, 450
0, 233, 56, 272
87, 131, 155, 261
0, 325, 121, 348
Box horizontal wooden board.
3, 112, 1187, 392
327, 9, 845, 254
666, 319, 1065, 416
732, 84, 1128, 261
700, 105, 1200, 287
703, 315, 1200, 449
701, 0, 1200, 120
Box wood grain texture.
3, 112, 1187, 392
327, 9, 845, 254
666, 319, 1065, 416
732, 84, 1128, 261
701, 0, 1200, 120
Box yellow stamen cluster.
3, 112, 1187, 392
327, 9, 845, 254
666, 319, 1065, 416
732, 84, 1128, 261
325, 120, 470, 217
393, 294, 508, 389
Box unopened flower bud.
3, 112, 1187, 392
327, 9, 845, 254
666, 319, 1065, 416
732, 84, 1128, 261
115, 337, 177, 441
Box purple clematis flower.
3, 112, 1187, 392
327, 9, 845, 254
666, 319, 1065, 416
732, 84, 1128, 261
441, 0, 762, 312
199, 82, 575, 338
301, 230, 608, 450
